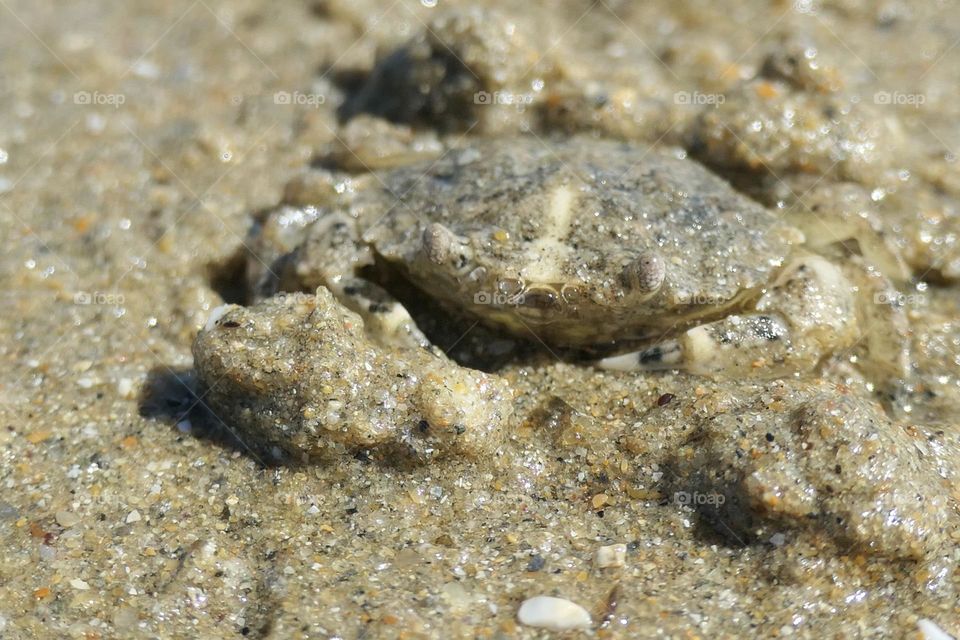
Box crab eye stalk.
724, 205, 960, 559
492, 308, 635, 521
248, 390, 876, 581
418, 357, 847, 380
620, 253, 666, 295
422, 223, 457, 265
420, 222, 475, 276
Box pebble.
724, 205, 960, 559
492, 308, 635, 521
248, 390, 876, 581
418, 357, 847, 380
517, 595, 592, 631
440, 581, 471, 609
126, 509, 142, 523
70, 578, 90, 590
918, 619, 954, 640
112, 606, 139, 630
0, 503, 17, 521
595, 543, 627, 568
117, 377, 135, 399
55, 510, 80, 528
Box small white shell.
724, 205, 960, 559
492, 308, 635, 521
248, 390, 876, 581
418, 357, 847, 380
918, 619, 955, 640
517, 595, 592, 631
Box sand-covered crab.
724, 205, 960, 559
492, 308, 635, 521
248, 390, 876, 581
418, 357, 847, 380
245, 136, 909, 385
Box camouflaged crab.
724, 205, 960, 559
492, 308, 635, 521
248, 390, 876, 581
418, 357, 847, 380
245, 136, 908, 385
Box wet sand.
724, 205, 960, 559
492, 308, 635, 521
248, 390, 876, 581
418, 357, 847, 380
2, 1, 960, 637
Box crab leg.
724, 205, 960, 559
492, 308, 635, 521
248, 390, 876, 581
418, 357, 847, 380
249, 200, 433, 352
294, 217, 433, 352
600, 255, 863, 379
325, 276, 434, 351
599, 313, 799, 377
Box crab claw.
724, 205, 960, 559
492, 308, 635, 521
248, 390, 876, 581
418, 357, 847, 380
597, 255, 886, 382
597, 314, 793, 376
598, 339, 684, 372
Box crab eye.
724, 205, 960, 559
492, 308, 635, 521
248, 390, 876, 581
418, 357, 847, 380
620, 252, 666, 294
421, 222, 456, 265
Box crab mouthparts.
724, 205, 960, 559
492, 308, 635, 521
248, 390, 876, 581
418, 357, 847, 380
515, 286, 562, 315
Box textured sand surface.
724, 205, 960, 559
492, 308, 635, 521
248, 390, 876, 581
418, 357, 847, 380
2, 1, 960, 638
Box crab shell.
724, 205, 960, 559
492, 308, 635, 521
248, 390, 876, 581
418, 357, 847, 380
361, 137, 803, 345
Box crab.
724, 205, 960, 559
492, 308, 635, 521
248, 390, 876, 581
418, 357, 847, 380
244, 135, 910, 387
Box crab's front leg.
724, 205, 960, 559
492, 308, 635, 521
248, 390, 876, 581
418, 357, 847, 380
247, 171, 431, 352
840, 257, 912, 390
600, 255, 867, 379
289, 214, 435, 352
